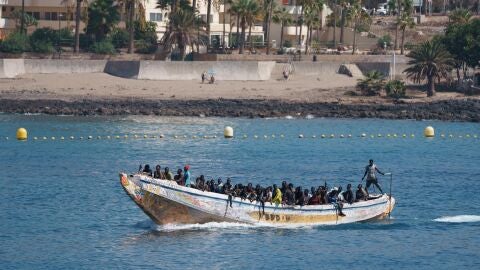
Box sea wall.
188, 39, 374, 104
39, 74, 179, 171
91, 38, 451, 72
136, 61, 276, 81
0, 58, 407, 80
24, 59, 107, 74
0, 59, 25, 78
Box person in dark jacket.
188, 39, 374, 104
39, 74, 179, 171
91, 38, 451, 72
342, 184, 354, 204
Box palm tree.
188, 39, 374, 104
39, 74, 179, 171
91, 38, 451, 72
164, 8, 204, 60
264, 0, 275, 54
303, 9, 319, 55
448, 8, 472, 25
347, 3, 370, 55
272, 7, 292, 52
74, 0, 87, 53
245, 1, 262, 50
398, 12, 414, 55
404, 40, 453, 97
357, 70, 386, 96
232, 0, 260, 54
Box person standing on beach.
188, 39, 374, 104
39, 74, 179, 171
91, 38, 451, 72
362, 159, 385, 194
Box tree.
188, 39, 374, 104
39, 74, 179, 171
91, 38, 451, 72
448, 8, 472, 25
164, 8, 204, 60
231, 0, 260, 54
398, 12, 414, 55
86, 0, 120, 41
272, 6, 293, 52
264, 0, 275, 54
303, 9, 319, 54
11, 10, 38, 32
404, 39, 453, 97
347, 2, 370, 55
357, 70, 386, 96
73, 0, 89, 53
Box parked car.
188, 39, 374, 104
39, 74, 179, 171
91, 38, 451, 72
376, 7, 387, 15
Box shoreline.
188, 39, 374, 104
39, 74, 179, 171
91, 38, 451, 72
1, 98, 479, 122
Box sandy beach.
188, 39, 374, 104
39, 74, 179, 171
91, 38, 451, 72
1, 72, 479, 121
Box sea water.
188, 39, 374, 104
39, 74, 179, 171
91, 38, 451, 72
0, 115, 479, 269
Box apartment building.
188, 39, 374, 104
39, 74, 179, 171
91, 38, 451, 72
0, 0, 83, 36
269, 1, 331, 48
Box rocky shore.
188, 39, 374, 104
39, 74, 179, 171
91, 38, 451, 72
1, 98, 480, 122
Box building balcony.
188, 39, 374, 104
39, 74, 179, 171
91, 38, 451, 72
6, 0, 65, 6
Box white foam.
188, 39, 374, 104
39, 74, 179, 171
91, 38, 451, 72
154, 222, 259, 232
305, 114, 315, 119
285, 115, 295, 120
153, 221, 327, 232
433, 215, 480, 223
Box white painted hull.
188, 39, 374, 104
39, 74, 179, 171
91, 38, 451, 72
120, 173, 395, 226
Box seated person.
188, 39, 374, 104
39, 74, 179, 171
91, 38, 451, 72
174, 169, 183, 185
142, 164, 153, 177
285, 183, 296, 206
304, 189, 311, 205
356, 184, 368, 201
164, 167, 173, 180
308, 191, 321, 205
343, 184, 354, 204
295, 186, 305, 206
216, 178, 224, 193
272, 184, 282, 205
153, 165, 164, 179
265, 186, 273, 203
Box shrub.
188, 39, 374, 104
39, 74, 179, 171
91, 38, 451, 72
0, 32, 30, 53
377, 34, 392, 48
90, 40, 116, 54
110, 28, 129, 48
134, 39, 157, 54
283, 40, 293, 48
79, 34, 94, 49
385, 80, 407, 99
30, 27, 57, 43
31, 40, 55, 53
357, 70, 386, 96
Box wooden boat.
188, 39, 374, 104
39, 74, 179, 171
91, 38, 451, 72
120, 173, 395, 226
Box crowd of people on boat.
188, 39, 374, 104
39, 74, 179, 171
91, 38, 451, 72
138, 159, 387, 215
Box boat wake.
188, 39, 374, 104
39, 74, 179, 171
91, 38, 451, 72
433, 215, 480, 223
153, 222, 261, 232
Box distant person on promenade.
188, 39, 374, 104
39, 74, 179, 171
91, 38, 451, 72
283, 69, 289, 80
362, 159, 385, 194
184, 165, 191, 187
209, 75, 215, 84
201, 71, 207, 83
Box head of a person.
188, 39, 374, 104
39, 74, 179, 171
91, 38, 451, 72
357, 184, 363, 190
155, 165, 161, 171
369, 159, 374, 165
288, 183, 294, 190
311, 187, 316, 194
282, 181, 287, 188
164, 167, 169, 173
200, 175, 205, 181
177, 169, 183, 174
226, 178, 231, 184
273, 184, 278, 190
347, 184, 352, 190
144, 164, 150, 171
184, 165, 190, 172
304, 189, 309, 196
217, 178, 222, 184
338, 186, 343, 193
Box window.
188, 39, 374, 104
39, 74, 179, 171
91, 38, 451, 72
45, 12, 58, 21
149, 12, 162, 22
201, 15, 213, 23
26, 12, 40, 20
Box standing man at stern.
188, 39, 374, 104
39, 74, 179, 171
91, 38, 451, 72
362, 159, 385, 194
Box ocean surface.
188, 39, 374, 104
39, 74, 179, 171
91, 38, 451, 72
1, 114, 479, 269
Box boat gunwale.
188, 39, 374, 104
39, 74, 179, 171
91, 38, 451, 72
134, 175, 390, 213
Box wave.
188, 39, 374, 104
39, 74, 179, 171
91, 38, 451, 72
433, 215, 480, 223
153, 222, 260, 232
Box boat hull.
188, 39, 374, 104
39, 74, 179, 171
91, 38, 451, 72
120, 173, 395, 226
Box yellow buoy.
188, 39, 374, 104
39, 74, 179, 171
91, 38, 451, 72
33, 137, 38, 140
424, 126, 434, 137
224, 126, 234, 138
16, 128, 28, 140
321, 134, 326, 138
61, 136, 65, 140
